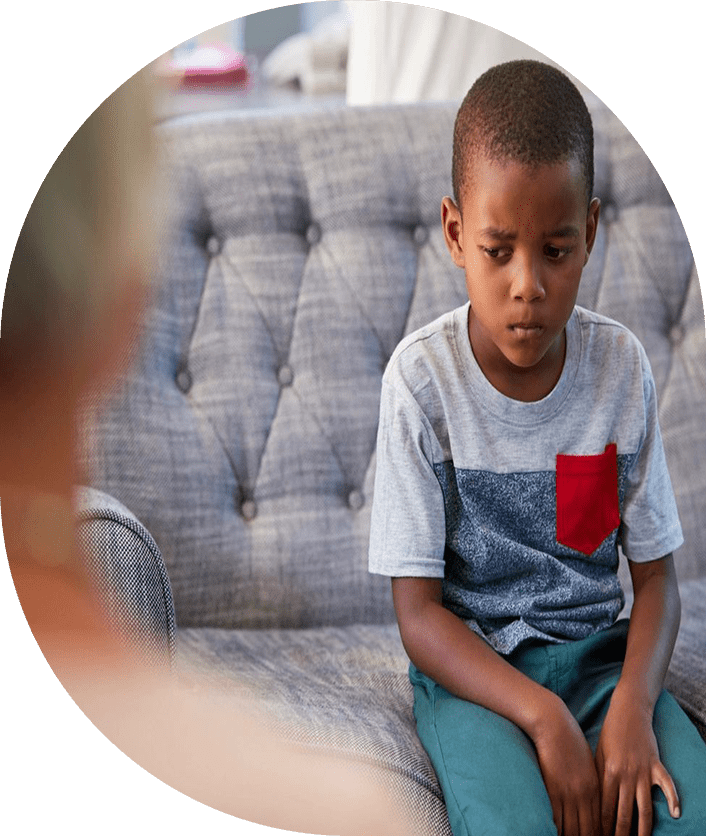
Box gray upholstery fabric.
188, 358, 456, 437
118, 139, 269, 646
78, 98, 706, 830
178, 623, 452, 836
665, 579, 706, 739
176, 579, 706, 836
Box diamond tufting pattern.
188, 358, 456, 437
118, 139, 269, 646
82, 99, 704, 633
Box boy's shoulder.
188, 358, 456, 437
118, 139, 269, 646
574, 303, 631, 332
574, 304, 648, 363
384, 304, 466, 393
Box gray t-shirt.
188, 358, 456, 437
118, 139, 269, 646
369, 303, 683, 654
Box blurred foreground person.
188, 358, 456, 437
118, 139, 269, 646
0, 68, 405, 836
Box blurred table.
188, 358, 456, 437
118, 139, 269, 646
154, 60, 345, 122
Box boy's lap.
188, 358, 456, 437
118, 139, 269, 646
411, 668, 557, 835
411, 661, 706, 835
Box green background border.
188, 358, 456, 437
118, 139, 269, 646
0, 0, 706, 836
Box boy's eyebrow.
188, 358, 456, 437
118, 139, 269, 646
478, 227, 516, 240
544, 225, 581, 239
477, 225, 581, 239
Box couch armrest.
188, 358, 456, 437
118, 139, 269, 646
75, 486, 176, 671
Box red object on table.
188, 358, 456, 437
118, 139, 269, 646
159, 44, 249, 88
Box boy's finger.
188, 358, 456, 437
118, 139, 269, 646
591, 791, 601, 836
578, 797, 597, 836
545, 789, 562, 836
600, 778, 618, 836
636, 780, 653, 836
652, 762, 681, 819
551, 801, 562, 836
563, 804, 578, 836
614, 785, 635, 836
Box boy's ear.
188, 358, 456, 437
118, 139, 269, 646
441, 196, 466, 268
584, 197, 601, 265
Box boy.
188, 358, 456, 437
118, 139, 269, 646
369, 60, 706, 836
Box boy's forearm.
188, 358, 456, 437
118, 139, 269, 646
393, 579, 565, 741
614, 554, 681, 712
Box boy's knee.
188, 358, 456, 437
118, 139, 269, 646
465, 807, 556, 836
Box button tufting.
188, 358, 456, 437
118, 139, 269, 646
277, 365, 294, 387
176, 367, 192, 393
305, 223, 321, 245
206, 235, 221, 255
241, 499, 257, 521
602, 204, 618, 224
669, 323, 685, 345
347, 490, 365, 511
413, 224, 429, 246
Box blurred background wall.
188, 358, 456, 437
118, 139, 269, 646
159, 1, 586, 118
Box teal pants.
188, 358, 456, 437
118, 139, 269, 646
410, 619, 706, 835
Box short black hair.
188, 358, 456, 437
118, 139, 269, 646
452, 60, 594, 209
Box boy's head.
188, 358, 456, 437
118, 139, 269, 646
442, 60, 600, 402
452, 60, 594, 212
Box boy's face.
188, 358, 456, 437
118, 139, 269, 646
441, 155, 600, 400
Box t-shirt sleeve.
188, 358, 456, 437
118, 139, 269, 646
619, 344, 683, 562
368, 376, 446, 578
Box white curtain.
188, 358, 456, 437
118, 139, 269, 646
346, 2, 586, 105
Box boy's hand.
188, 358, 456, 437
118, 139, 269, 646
533, 697, 601, 836
595, 689, 680, 836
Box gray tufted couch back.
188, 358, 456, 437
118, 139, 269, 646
83, 99, 705, 632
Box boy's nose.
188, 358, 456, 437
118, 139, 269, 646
510, 257, 546, 301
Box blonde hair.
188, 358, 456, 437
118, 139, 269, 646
1, 68, 157, 382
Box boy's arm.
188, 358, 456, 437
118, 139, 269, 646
393, 577, 601, 836
595, 554, 682, 836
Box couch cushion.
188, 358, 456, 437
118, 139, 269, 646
178, 623, 452, 835
665, 578, 706, 739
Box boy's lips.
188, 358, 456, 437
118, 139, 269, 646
509, 322, 544, 333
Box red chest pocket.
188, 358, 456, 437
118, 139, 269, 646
556, 443, 621, 555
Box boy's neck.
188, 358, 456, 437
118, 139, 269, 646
468, 320, 567, 403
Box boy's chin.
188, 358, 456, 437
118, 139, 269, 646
499, 334, 563, 372
500, 343, 550, 369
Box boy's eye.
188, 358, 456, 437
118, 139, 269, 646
545, 244, 572, 260
482, 247, 510, 259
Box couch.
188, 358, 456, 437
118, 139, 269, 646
78, 96, 706, 834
